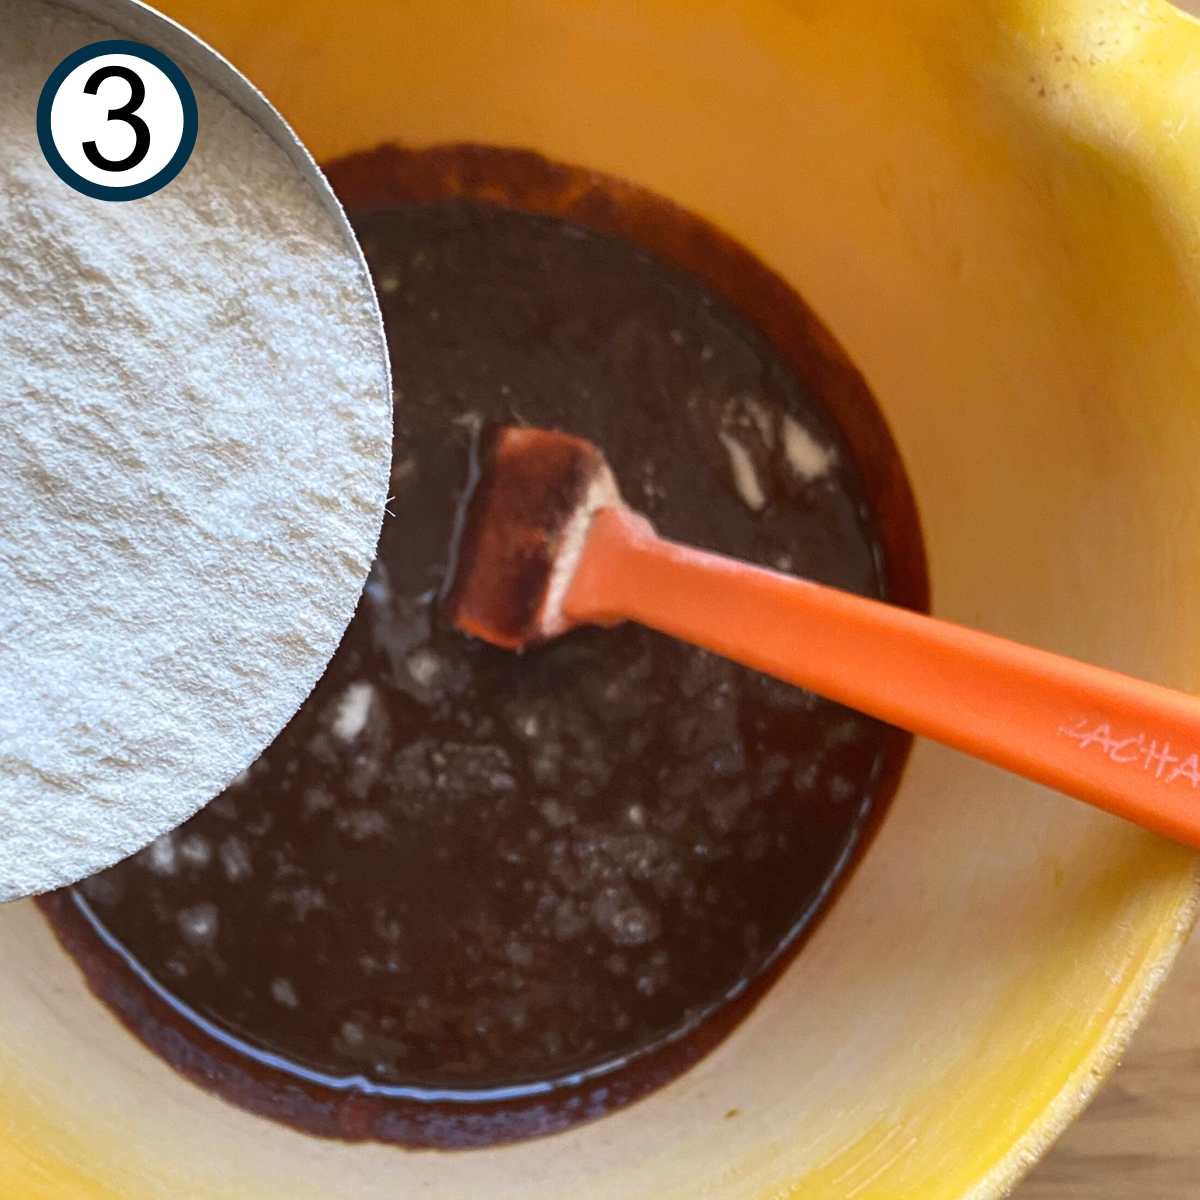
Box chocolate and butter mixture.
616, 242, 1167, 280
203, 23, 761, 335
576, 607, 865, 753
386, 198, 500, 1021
41, 147, 925, 1149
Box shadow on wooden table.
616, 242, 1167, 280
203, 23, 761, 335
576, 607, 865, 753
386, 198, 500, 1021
1020, 927, 1200, 1198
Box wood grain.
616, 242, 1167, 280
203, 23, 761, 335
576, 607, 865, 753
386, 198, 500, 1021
1019, 927, 1200, 1198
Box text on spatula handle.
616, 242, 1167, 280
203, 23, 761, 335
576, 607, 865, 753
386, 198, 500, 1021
1058, 717, 1200, 788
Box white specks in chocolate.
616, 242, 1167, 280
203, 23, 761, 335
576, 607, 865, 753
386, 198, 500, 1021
179, 835, 212, 869
332, 682, 374, 742
177, 903, 218, 948
143, 835, 178, 877
338, 809, 390, 842
271, 977, 300, 1009
391, 456, 417, 490
635, 950, 671, 997
341, 1020, 367, 1048
592, 884, 661, 948
285, 886, 328, 921
719, 431, 766, 512
782, 413, 836, 482
219, 837, 253, 883
539, 798, 576, 829
406, 648, 443, 689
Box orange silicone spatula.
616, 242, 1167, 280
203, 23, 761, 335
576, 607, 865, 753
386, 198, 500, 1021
446, 426, 1200, 849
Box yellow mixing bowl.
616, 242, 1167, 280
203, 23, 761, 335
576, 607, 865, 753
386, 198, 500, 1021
5, 0, 1200, 1195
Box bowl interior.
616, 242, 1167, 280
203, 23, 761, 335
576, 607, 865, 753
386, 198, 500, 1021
3, 1, 1199, 1197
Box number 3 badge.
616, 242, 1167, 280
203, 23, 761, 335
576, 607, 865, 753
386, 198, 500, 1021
37, 40, 198, 202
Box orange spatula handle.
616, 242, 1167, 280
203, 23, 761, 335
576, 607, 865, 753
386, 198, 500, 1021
566, 508, 1200, 848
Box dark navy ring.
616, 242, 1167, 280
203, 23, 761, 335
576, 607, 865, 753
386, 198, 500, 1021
37, 39, 198, 202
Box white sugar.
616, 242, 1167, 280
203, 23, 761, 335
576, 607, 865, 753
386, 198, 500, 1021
0, 0, 390, 899
781, 414, 836, 481
177, 902, 219, 947
332, 681, 374, 741
719, 431, 767, 511
270, 977, 300, 1009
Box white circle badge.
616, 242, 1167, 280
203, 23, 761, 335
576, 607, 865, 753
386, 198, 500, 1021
37, 39, 198, 201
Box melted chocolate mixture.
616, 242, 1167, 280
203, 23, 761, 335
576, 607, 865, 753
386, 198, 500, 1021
40, 146, 926, 1149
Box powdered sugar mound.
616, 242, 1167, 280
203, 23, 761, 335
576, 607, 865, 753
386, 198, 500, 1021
0, 0, 391, 900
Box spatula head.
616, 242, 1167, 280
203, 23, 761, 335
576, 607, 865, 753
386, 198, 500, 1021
443, 425, 620, 650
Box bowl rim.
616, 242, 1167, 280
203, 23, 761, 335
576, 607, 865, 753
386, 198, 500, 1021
970, 858, 1200, 1199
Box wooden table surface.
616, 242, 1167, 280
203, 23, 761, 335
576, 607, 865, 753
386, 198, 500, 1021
1018, 926, 1200, 1198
